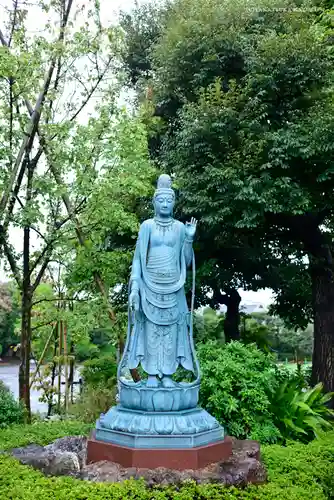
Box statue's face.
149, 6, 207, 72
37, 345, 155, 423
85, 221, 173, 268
154, 193, 175, 217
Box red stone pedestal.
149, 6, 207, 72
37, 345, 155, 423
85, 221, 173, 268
87, 432, 233, 470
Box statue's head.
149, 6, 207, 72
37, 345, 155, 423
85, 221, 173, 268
153, 174, 175, 218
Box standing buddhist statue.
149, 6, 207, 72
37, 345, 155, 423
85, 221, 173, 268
94, 174, 223, 454
123, 174, 198, 387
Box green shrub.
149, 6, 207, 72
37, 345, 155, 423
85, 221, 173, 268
0, 381, 24, 428
271, 380, 334, 443
0, 420, 92, 450
81, 354, 117, 388
197, 341, 282, 443
69, 384, 116, 423
262, 431, 334, 499
70, 354, 117, 422
0, 422, 334, 499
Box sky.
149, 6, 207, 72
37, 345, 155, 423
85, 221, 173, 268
0, 0, 274, 307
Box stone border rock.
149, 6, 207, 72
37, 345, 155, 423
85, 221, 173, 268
8, 436, 267, 487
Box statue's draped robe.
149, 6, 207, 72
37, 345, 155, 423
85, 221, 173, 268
127, 219, 194, 376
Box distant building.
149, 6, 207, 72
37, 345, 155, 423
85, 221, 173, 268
219, 302, 267, 315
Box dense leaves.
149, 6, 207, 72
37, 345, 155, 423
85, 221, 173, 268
271, 380, 334, 442
197, 341, 333, 443
198, 341, 281, 442
0, 421, 334, 499
120, 0, 334, 394
0, 381, 24, 428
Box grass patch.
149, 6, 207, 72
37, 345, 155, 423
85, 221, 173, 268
0, 422, 333, 499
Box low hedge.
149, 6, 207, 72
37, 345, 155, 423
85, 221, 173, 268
0, 422, 333, 499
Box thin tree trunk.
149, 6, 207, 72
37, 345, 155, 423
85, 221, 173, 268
68, 341, 74, 403
18, 163, 33, 422
47, 337, 58, 417
63, 322, 69, 415
311, 267, 334, 403
19, 286, 32, 420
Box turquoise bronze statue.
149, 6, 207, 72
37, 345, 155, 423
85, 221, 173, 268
127, 173, 198, 388
95, 174, 224, 450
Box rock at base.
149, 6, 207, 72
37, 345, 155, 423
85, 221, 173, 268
9, 436, 266, 487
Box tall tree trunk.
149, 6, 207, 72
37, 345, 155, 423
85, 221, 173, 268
48, 337, 58, 417
19, 227, 32, 421
220, 289, 241, 342
311, 266, 334, 402
19, 161, 33, 422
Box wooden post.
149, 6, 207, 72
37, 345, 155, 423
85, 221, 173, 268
63, 321, 69, 415
57, 319, 62, 413
30, 326, 55, 388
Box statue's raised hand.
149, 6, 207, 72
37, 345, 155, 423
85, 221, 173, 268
185, 217, 197, 240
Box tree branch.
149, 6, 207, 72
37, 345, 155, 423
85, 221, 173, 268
31, 320, 56, 332
32, 297, 90, 307
0, 229, 22, 288
31, 246, 54, 294
8, 0, 18, 47
0, 0, 74, 222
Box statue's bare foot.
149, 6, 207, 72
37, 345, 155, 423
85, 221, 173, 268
146, 375, 159, 388
161, 376, 176, 388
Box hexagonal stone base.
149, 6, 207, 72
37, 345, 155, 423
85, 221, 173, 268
87, 432, 232, 470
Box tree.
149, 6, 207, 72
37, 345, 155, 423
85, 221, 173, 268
120, 0, 334, 394
193, 307, 225, 344
119, 0, 306, 341
0, 0, 127, 418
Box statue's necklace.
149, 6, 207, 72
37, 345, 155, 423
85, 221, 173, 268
154, 217, 175, 236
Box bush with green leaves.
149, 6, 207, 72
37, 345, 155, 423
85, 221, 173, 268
0, 421, 333, 499
0, 381, 24, 428
197, 341, 334, 444
69, 354, 117, 422
271, 380, 334, 443
197, 341, 282, 443
69, 384, 116, 423
81, 354, 117, 388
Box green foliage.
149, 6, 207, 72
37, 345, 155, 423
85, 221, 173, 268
81, 354, 117, 389
197, 339, 332, 444
241, 316, 272, 353
271, 380, 334, 443
121, 0, 334, 352
74, 338, 99, 361
69, 354, 118, 423
0, 420, 91, 451
197, 341, 281, 443
0, 381, 24, 428
243, 312, 313, 361
69, 385, 116, 424
0, 421, 334, 499
262, 432, 334, 500
193, 307, 225, 343
0, 282, 20, 355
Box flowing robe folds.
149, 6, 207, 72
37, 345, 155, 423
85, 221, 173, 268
127, 219, 195, 377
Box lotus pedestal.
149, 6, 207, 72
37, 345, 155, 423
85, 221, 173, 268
87, 382, 232, 470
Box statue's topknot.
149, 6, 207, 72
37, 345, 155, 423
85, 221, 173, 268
157, 174, 172, 190
154, 174, 174, 198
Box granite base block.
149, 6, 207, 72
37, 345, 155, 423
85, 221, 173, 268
87, 432, 233, 470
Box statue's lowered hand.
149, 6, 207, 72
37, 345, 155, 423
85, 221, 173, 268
130, 291, 140, 312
